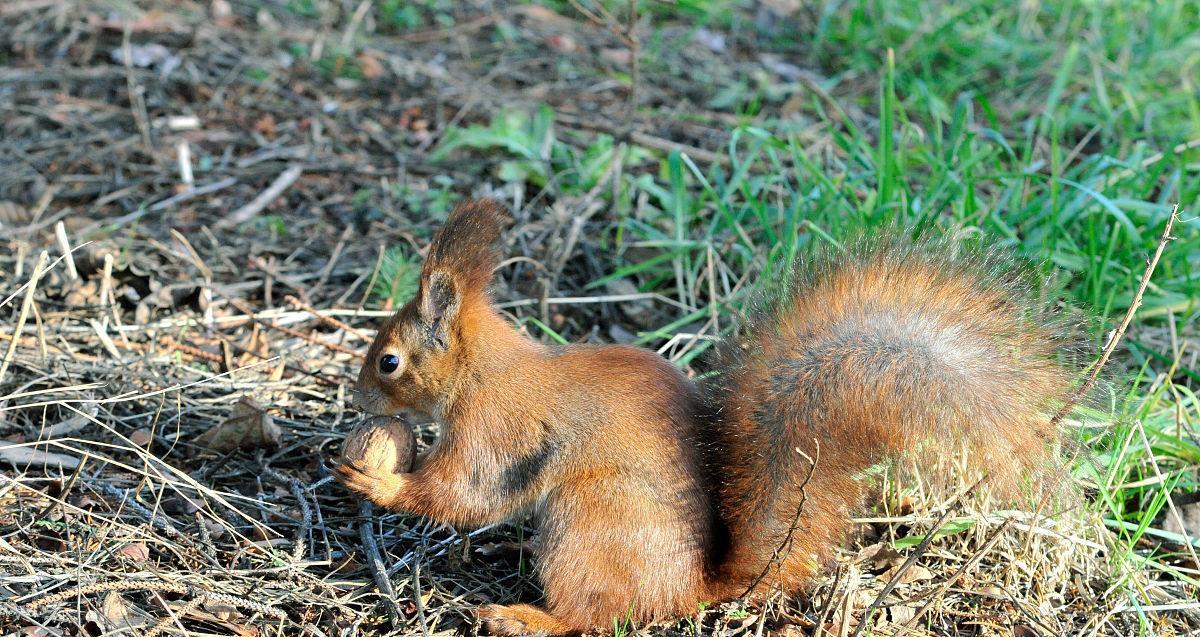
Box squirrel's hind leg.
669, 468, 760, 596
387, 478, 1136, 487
478, 603, 575, 636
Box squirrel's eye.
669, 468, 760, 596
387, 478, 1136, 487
379, 354, 401, 375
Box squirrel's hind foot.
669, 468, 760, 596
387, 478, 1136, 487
477, 603, 574, 636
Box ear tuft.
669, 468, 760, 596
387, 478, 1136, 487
420, 199, 512, 303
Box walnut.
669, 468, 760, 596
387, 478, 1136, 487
340, 416, 416, 474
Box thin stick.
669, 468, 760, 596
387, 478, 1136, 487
121, 23, 153, 152
1018, 205, 1180, 578
740, 441, 819, 599
358, 500, 403, 623
411, 550, 431, 637
284, 295, 370, 341
149, 177, 237, 212
215, 165, 303, 229
176, 139, 194, 189
53, 222, 78, 281
0, 251, 49, 385
1051, 204, 1178, 426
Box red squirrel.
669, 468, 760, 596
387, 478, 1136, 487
335, 199, 1075, 635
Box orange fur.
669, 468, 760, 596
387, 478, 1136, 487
335, 200, 1077, 635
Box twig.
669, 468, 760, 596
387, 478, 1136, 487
144, 596, 205, 637
95, 482, 182, 538
256, 314, 363, 358
263, 466, 313, 563
73, 177, 239, 238
215, 165, 303, 229
626, 0, 640, 112
740, 441, 819, 599
1050, 204, 1178, 426
411, 549, 432, 637
149, 177, 238, 212
284, 295, 371, 341
1018, 206, 1178, 575
121, 24, 153, 152
340, 0, 374, 50
395, 14, 498, 43
0, 251, 48, 385
176, 139, 194, 190
226, 297, 364, 359
53, 222, 78, 281
813, 563, 845, 637
358, 500, 403, 623
554, 113, 728, 165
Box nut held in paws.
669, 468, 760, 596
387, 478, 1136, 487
341, 416, 416, 474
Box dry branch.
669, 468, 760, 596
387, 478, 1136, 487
215, 165, 304, 230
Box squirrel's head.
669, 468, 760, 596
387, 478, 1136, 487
352, 199, 510, 416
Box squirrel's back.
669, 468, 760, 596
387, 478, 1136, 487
703, 242, 1077, 596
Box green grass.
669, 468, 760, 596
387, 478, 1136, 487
426, 0, 1200, 605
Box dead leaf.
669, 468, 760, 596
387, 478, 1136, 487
116, 541, 149, 561
194, 397, 281, 452
254, 114, 277, 138
860, 542, 906, 572
513, 4, 567, 24
85, 592, 151, 632
201, 598, 241, 621
882, 564, 933, 585
109, 42, 179, 72
356, 52, 385, 79
129, 428, 153, 446
169, 601, 258, 636
20, 627, 65, 636
887, 604, 916, 624
976, 584, 1005, 598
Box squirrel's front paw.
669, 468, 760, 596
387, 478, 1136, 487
333, 460, 406, 507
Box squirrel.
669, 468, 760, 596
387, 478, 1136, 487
335, 198, 1077, 636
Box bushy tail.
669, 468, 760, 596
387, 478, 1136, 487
702, 242, 1078, 597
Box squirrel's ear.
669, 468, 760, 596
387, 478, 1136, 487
418, 270, 460, 349
420, 198, 511, 303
